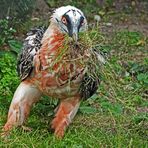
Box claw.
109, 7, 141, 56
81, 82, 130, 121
54, 128, 65, 139
0, 130, 10, 140
21, 126, 32, 132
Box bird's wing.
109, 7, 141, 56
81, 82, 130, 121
17, 26, 47, 81
80, 72, 100, 99
93, 48, 106, 64
80, 48, 105, 99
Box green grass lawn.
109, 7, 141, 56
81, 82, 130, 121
0, 28, 147, 147
0, 112, 147, 147
0, 1, 148, 147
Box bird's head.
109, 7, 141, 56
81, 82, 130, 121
50, 5, 88, 43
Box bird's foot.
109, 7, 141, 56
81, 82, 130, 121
1, 123, 11, 138
21, 125, 32, 132
51, 117, 68, 138
0, 129, 10, 141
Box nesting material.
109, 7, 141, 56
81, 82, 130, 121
54, 31, 105, 89
56, 32, 93, 61
54, 30, 105, 73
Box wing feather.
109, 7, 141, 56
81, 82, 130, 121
80, 48, 105, 99
17, 26, 46, 80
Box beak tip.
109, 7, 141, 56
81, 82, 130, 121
72, 33, 78, 43
68, 28, 78, 43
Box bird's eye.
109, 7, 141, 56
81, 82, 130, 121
61, 16, 67, 25
81, 20, 84, 26
80, 17, 85, 26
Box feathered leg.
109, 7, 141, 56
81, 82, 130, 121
51, 97, 80, 138
1, 82, 42, 137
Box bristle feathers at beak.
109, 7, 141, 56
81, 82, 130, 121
68, 27, 78, 43
72, 32, 78, 43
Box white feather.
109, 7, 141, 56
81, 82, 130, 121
52, 5, 84, 21
25, 34, 36, 46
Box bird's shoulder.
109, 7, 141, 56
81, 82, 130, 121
17, 26, 47, 81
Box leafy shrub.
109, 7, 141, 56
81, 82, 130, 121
0, 0, 35, 20
137, 73, 148, 86
0, 19, 16, 47
0, 52, 19, 105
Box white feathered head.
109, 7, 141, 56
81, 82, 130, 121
51, 5, 88, 42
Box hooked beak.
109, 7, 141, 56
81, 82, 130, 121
68, 27, 78, 43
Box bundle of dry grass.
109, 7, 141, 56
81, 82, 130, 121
51, 29, 106, 99
56, 30, 105, 65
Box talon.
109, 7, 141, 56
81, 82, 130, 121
54, 128, 65, 139
21, 126, 32, 132
1, 131, 10, 140
51, 118, 68, 138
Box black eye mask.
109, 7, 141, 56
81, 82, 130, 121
62, 14, 84, 34
62, 14, 73, 36
78, 16, 84, 32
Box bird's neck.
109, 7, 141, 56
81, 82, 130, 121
41, 23, 64, 54
42, 23, 63, 43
